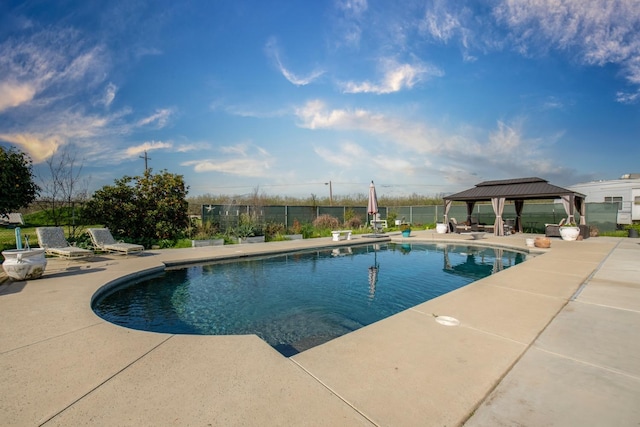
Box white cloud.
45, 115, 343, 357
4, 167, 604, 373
421, 1, 461, 43
182, 143, 274, 178
314, 140, 417, 175
0, 133, 61, 163
265, 38, 325, 86
494, 0, 640, 91
419, 1, 482, 61
295, 100, 441, 154
314, 141, 365, 167
294, 99, 573, 186
616, 90, 640, 104
175, 143, 206, 153
331, 0, 368, 49
336, 0, 368, 17
136, 108, 173, 128
125, 141, 173, 158
0, 28, 108, 111
341, 58, 443, 94
102, 83, 117, 108
0, 81, 37, 112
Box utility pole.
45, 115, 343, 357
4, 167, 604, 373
325, 180, 333, 206
139, 150, 151, 172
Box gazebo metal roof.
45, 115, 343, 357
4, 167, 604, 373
443, 177, 584, 201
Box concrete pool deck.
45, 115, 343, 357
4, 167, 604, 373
1, 230, 639, 426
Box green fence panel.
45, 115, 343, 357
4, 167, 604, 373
285, 206, 317, 228
201, 202, 618, 233
585, 203, 618, 233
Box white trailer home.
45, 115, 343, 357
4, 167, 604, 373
569, 174, 640, 225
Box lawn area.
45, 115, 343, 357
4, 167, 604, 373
1, 226, 40, 252
1, 224, 100, 255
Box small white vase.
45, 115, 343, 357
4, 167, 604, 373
559, 226, 580, 241
2, 248, 47, 280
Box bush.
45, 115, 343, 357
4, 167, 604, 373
85, 170, 189, 245
264, 222, 286, 238
387, 211, 398, 226
313, 214, 339, 230
300, 223, 315, 238
345, 216, 362, 229
289, 219, 302, 235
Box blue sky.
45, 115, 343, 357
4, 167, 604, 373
1, 0, 639, 199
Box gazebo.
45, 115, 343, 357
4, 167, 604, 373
443, 177, 586, 236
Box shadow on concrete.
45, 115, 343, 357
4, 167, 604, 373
0, 280, 27, 296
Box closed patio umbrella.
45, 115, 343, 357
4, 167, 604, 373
368, 181, 379, 234
368, 246, 379, 299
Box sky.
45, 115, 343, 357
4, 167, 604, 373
1, 0, 639, 200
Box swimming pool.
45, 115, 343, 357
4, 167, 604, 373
93, 243, 526, 356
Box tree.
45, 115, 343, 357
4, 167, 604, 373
0, 146, 40, 216
38, 146, 90, 238
86, 169, 189, 246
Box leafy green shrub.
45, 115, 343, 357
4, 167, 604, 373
625, 223, 640, 232
85, 170, 189, 245
387, 211, 398, 226
0, 146, 39, 217
300, 223, 315, 238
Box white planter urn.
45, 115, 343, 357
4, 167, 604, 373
2, 248, 47, 280
436, 223, 448, 234
559, 226, 580, 241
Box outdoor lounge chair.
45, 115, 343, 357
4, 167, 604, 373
545, 218, 565, 237
450, 217, 480, 233
35, 227, 94, 259
87, 228, 144, 255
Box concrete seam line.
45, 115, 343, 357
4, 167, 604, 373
534, 346, 640, 381
570, 239, 622, 301
0, 321, 105, 356
38, 334, 175, 426
571, 299, 640, 314
288, 358, 380, 427
460, 296, 573, 425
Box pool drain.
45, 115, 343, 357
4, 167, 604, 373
434, 315, 460, 326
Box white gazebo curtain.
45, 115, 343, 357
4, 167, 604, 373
561, 195, 576, 224
444, 200, 452, 232
491, 197, 505, 236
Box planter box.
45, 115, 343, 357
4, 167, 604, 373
191, 239, 224, 247
284, 234, 303, 240
238, 236, 266, 244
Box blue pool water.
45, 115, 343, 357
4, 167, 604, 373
93, 243, 526, 355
